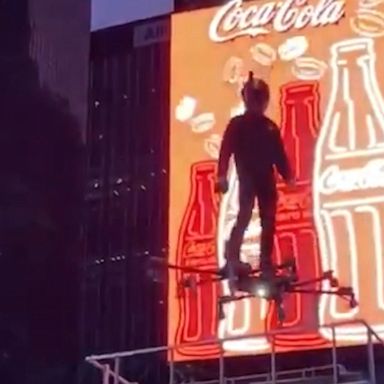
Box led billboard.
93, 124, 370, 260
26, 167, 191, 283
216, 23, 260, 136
169, 0, 384, 361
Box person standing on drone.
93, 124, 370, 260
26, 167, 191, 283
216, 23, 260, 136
216, 72, 295, 276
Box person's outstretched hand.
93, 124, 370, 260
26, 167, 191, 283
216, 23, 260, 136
215, 176, 229, 194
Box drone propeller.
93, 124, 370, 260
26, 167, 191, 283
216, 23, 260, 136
150, 254, 357, 325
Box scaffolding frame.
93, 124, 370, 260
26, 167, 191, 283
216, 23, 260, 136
86, 319, 384, 384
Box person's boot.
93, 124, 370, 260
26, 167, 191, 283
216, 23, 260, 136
222, 258, 252, 296
220, 242, 251, 295
220, 245, 251, 277
236, 260, 253, 276
259, 258, 275, 278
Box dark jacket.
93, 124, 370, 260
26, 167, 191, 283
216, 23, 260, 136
218, 112, 292, 184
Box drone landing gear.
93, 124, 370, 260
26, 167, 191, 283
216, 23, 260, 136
217, 269, 358, 325
150, 255, 358, 326
179, 260, 357, 326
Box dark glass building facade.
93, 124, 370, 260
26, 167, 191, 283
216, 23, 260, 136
0, 0, 90, 382
83, 16, 170, 383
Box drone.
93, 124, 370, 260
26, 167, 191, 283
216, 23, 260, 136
151, 255, 358, 324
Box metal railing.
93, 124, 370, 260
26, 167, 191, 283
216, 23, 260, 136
186, 364, 352, 384
86, 319, 384, 384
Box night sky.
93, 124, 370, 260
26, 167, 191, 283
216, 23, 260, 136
91, 0, 173, 30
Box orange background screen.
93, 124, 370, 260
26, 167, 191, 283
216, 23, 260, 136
168, 0, 384, 361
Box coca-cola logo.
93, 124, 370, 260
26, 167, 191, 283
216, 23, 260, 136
209, 0, 346, 43
319, 159, 384, 195
278, 188, 311, 211
185, 240, 215, 258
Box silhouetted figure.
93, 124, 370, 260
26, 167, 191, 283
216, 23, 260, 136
217, 72, 295, 275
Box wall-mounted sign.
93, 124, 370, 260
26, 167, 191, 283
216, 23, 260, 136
169, 0, 384, 361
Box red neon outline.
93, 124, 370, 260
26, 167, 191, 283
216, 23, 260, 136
267, 81, 324, 348
173, 161, 221, 358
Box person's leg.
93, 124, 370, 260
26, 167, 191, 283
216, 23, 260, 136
226, 180, 255, 264
257, 186, 277, 273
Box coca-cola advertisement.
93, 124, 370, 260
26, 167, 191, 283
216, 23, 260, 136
169, 0, 384, 361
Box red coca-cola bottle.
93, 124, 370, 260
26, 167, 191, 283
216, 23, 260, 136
269, 82, 324, 348
174, 161, 221, 357
279, 82, 319, 181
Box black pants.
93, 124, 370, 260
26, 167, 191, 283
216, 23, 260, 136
227, 177, 277, 270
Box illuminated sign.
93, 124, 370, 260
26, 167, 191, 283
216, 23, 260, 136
313, 36, 384, 341
169, 0, 384, 361
209, 0, 346, 43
